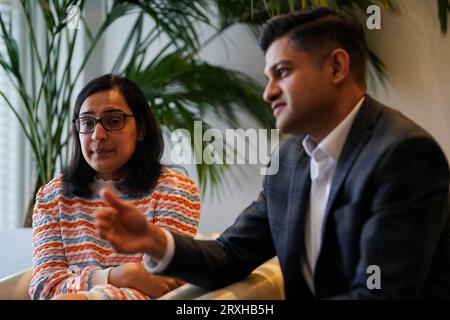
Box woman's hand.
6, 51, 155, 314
52, 293, 88, 300
108, 263, 185, 298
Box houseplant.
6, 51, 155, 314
1, 0, 274, 227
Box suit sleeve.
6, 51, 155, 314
157, 184, 276, 289
335, 136, 449, 299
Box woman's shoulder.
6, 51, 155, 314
156, 166, 200, 194
159, 166, 196, 184
36, 176, 65, 200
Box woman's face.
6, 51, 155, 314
78, 89, 142, 180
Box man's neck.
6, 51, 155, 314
310, 90, 366, 143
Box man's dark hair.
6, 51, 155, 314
62, 74, 164, 197
259, 7, 367, 84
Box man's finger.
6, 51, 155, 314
96, 223, 113, 240
97, 227, 109, 240
175, 279, 186, 287
95, 207, 118, 222
100, 188, 130, 211
96, 219, 112, 232
166, 279, 180, 290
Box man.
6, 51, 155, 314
96, 7, 450, 299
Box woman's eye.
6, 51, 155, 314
105, 116, 123, 126
81, 119, 93, 127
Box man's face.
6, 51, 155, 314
263, 36, 333, 136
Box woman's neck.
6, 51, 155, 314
91, 176, 123, 195
95, 170, 124, 181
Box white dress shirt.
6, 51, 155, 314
145, 98, 365, 289
301, 97, 364, 293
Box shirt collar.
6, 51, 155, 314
302, 96, 365, 161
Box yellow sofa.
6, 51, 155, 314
0, 257, 284, 300
159, 257, 284, 300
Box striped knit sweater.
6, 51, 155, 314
29, 167, 201, 300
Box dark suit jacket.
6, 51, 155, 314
160, 95, 450, 299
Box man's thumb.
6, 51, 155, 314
100, 188, 129, 210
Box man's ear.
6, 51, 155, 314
328, 48, 350, 85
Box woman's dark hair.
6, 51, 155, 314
62, 74, 164, 197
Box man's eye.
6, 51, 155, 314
277, 68, 289, 77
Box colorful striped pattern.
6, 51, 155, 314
29, 167, 201, 300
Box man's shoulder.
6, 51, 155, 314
275, 96, 436, 154
365, 95, 434, 142
359, 96, 448, 169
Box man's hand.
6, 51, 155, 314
95, 188, 167, 259
108, 263, 185, 298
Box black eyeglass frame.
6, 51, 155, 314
73, 113, 135, 134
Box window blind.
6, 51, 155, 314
0, 0, 23, 229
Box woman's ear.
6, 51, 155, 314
137, 119, 146, 142
328, 48, 350, 85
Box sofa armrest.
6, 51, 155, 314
159, 257, 284, 300
0, 268, 32, 300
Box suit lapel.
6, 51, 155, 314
284, 139, 311, 271
323, 95, 382, 225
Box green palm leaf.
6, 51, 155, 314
215, 0, 399, 83
125, 50, 273, 192
119, 0, 212, 52
438, 0, 450, 34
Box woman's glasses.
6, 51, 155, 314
73, 113, 135, 134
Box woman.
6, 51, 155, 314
29, 74, 201, 300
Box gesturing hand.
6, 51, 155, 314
95, 188, 167, 258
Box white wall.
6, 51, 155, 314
191, 24, 269, 233
0, 228, 32, 278
367, 0, 450, 159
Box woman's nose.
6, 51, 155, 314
91, 122, 107, 141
